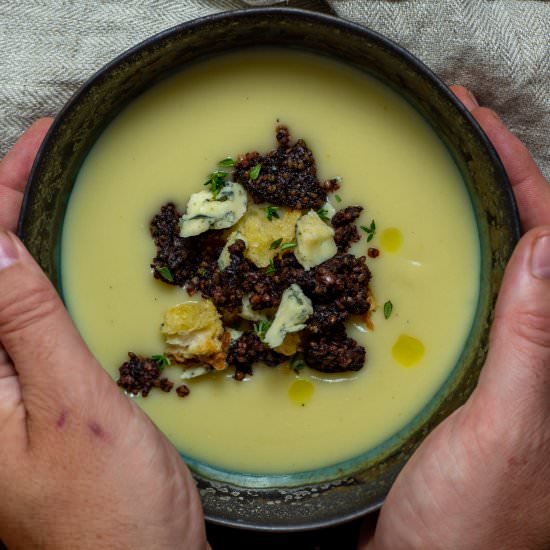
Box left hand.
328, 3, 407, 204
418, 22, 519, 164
0, 119, 52, 231
0, 121, 208, 549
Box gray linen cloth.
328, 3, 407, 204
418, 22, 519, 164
0, 0, 548, 180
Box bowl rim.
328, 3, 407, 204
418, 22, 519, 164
18, 6, 520, 532
20, 7, 518, 239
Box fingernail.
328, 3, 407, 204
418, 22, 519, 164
531, 234, 550, 279
466, 89, 479, 107
0, 232, 18, 271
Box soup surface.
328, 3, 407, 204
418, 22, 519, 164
62, 50, 479, 474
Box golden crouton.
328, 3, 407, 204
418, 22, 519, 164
274, 332, 301, 356
236, 205, 301, 268
162, 300, 226, 369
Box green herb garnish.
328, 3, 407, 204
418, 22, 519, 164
316, 208, 330, 222
361, 220, 376, 242
254, 320, 271, 342
218, 157, 236, 168
290, 354, 307, 374
270, 238, 283, 250
266, 259, 277, 276
152, 354, 171, 371
280, 242, 297, 252
335, 194, 342, 203
249, 163, 262, 181
204, 170, 228, 198
157, 266, 174, 282
197, 268, 207, 277
263, 206, 280, 221
383, 300, 393, 319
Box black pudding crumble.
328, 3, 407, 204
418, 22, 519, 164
118, 125, 376, 395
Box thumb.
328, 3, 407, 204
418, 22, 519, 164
0, 230, 115, 430
478, 227, 550, 409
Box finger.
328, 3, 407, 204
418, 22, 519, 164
0, 230, 115, 426
0, 374, 25, 449
0, 343, 26, 454
449, 84, 479, 111
472, 108, 550, 231
0, 184, 24, 232
450, 86, 550, 231
358, 511, 379, 549
0, 119, 53, 231
0, 344, 15, 379
478, 226, 550, 410
0, 118, 53, 192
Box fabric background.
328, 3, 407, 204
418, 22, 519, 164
0, 0, 548, 182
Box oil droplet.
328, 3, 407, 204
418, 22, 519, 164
288, 379, 314, 406
392, 334, 425, 367
380, 228, 403, 253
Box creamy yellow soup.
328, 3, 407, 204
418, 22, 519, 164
62, 50, 479, 474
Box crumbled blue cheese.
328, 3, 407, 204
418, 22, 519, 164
240, 294, 268, 322
180, 366, 213, 379
179, 182, 247, 237
294, 210, 337, 270
321, 200, 336, 220
179, 328, 242, 378
264, 284, 313, 348
218, 231, 247, 270
227, 328, 243, 342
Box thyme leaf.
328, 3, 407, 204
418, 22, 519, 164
361, 220, 376, 242
217, 157, 235, 168
249, 163, 262, 181
270, 238, 283, 249
157, 266, 174, 282
266, 259, 277, 276
203, 170, 228, 198
263, 206, 280, 221
254, 320, 271, 342
290, 354, 307, 374
316, 208, 330, 222
152, 354, 171, 371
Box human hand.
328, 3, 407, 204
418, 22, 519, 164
360, 88, 550, 549
0, 123, 207, 549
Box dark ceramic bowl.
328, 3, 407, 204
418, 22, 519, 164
19, 8, 519, 531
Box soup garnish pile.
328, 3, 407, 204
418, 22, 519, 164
116, 125, 379, 399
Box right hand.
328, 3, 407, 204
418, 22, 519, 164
361, 87, 550, 550
0, 125, 207, 549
